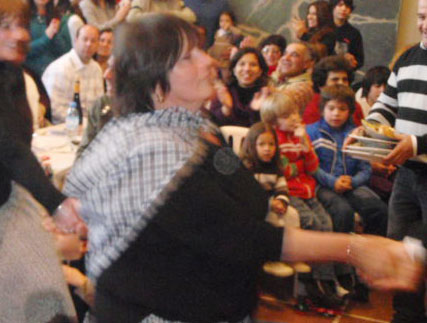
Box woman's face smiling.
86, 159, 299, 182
307, 5, 318, 29
165, 40, 217, 112
233, 53, 263, 88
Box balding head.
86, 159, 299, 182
277, 42, 312, 80
74, 25, 99, 64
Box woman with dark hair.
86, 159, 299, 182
0, 1, 86, 321
63, 13, 423, 323
25, 0, 73, 77
259, 34, 287, 75
79, 0, 130, 30
210, 47, 269, 127
292, 0, 336, 55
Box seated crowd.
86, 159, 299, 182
2, 0, 426, 322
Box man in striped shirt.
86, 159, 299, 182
367, 0, 427, 321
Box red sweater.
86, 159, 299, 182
275, 128, 319, 199
303, 93, 363, 126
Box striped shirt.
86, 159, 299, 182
368, 42, 427, 157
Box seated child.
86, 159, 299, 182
240, 122, 299, 229
306, 84, 388, 237
208, 11, 242, 81
240, 121, 309, 297
307, 85, 389, 302
260, 91, 347, 308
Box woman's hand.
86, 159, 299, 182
52, 197, 88, 238
62, 265, 95, 307
45, 18, 60, 39
271, 199, 288, 215
239, 35, 256, 49
214, 80, 233, 116
349, 235, 425, 292
291, 17, 308, 39
115, 0, 131, 22
250, 86, 272, 111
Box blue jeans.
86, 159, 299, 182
289, 196, 336, 280
317, 186, 388, 236
388, 166, 427, 322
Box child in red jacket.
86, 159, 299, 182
261, 91, 348, 308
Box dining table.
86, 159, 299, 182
31, 123, 81, 189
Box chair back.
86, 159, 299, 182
220, 126, 249, 155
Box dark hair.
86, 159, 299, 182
55, 0, 86, 23
228, 47, 269, 87
90, 0, 116, 8
240, 122, 282, 172
113, 14, 200, 116
306, 1, 335, 44
312, 55, 353, 93
258, 34, 287, 55
100, 27, 113, 36
306, 42, 328, 64
329, 0, 354, 11
3, 0, 30, 26
218, 10, 237, 25
29, 0, 58, 25
361, 66, 391, 98
319, 84, 355, 115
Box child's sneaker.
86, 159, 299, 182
263, 262, 294, 277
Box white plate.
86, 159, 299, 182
345, 144, 391, 156
342, 149, 387, 162
349, 134, 398, 149
32, 135, 69, 152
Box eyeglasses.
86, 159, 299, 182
262, 46, 281, 55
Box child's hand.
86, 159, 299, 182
334, 175, 352, 193
371, 162, 397, 177
271, 199, 288, 215
294, 124, 310, 150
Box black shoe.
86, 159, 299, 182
337, 274, 355, 294
352, 282, 370, 303
304, 279, 344, 309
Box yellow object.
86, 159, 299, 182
362, 120, 396, 139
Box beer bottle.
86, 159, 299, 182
73, 79, 83, 125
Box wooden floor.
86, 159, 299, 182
253, 290, 395, 323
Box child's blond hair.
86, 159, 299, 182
260, 91, 298, 125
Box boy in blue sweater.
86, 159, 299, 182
307, 85, 388, 301
307, 84, 388, 237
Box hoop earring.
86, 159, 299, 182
156, 93, 164, 103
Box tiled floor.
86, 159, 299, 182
253, 290, 394, 323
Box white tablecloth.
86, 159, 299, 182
31, 123, 79, 189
